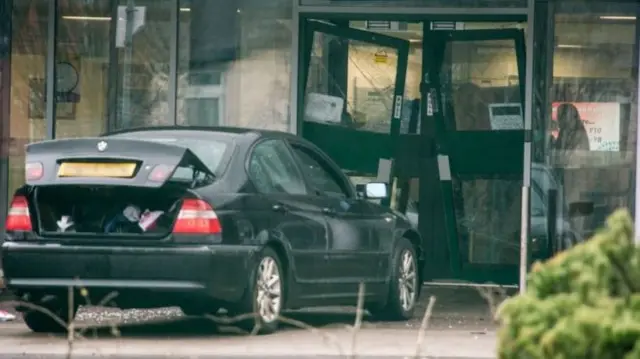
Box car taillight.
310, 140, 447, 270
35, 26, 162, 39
148, 164, 174, 182
25, 162, 43, 181
172, 199, 221, 234
6, 195, 33, 232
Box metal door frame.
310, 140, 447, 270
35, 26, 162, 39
296, 18, 410, 196
421, 27, 528, 285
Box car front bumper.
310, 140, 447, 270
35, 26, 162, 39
0, 241, 259, 305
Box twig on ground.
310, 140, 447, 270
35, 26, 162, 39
412, 295, 436, 359
66, 287, 74, 359
348, 282, 366, 359
475, 286, 507, 322
202, 311, 345, 356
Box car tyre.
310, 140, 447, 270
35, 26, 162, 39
231, 247, 284, 335
369, 237, 419, 321
23, 295, 78, 334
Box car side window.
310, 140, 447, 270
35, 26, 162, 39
249, 140, 307, 195
290, 145, 348, 199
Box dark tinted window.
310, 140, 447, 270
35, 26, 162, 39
290, 145, 348, 198
249, 140, 307, 195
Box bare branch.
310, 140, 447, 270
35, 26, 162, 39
412, 295, 437, 359
476, 286, 508, 322
66, 287, 74, 359
348, 282, 366, 359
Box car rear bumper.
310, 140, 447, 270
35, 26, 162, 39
0, 241, 259, 305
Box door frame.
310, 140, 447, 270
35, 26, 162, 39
296, 18, 410, 196
420, 27, 528, 285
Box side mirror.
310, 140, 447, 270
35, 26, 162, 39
355, 182, 388, 199
568, 201, 594, 217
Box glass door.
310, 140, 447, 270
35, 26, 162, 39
299, 19, 410, 187
424, 29, 529, 285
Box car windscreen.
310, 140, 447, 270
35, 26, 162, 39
108, 133, 231, 174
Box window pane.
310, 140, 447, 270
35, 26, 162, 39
9, 0, 48, 199
532, 1, 637, 245
177, 0, 293, 130
113, 0, 174, 130
292, 147, 346, 197
55, 0, 111, 139
304, 31, 401, 134
250, 140, 307, 195
184, 98, 220, 126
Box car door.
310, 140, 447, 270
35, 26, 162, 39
247, 139, 329, 293
287, 140, 385, 294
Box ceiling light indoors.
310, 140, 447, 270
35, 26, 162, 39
557, 44, 584, 49
180, 7, 191, 12
62, 15, 111, 21
599, 15, 636, 20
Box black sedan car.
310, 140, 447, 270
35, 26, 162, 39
1, 127, 423, 334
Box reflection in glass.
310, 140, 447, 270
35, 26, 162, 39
533, 2, 638, 246
55, 0, 111, 139
304, 32, 399, 133
9, 0, 48, 199
177, 0, 292, 130
455, 179, 522, 265
443, 39, 522, 131
112, 0, 173, 130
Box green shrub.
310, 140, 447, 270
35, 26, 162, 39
496, 209, 640, 359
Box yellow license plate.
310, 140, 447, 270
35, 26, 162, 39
57, 162, 137, 178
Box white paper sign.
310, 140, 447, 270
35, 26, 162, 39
304, 93, 344, 124
488, 103, 524, 130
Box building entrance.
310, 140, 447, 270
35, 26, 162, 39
298, 18, 538, 286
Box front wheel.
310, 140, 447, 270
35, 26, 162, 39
231, 247, 284, 334
370, 238, 419, 321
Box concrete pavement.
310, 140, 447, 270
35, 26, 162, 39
0, 287, 501, 358
0, 320, 496, 358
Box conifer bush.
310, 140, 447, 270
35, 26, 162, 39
496, 209, 640, 359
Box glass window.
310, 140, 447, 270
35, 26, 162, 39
177, 0, 293, 131
8, 0, 49, 199
54, 0, 111, 139
249, 140, 308, 195
290, 146, 347, 198
112, 0, 174, 130
531, 185, 546, 217
532, 1, 637, 241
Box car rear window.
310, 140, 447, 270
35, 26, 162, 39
109, 133, 230, 174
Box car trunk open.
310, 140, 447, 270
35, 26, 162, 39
21, 136, 218, 238
33, 185, 186, 238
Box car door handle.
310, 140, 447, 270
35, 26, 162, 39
272, 203, 288, 213
322, 207, 336, 216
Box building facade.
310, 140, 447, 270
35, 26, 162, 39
0, 0, 637, 287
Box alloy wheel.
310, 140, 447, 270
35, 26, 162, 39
255, 256, 282, 323
398, 250, 417, 311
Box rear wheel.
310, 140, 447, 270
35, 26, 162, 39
231, 247, 284, 334
370, 238, 418, 321
22, 295, 78, 333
